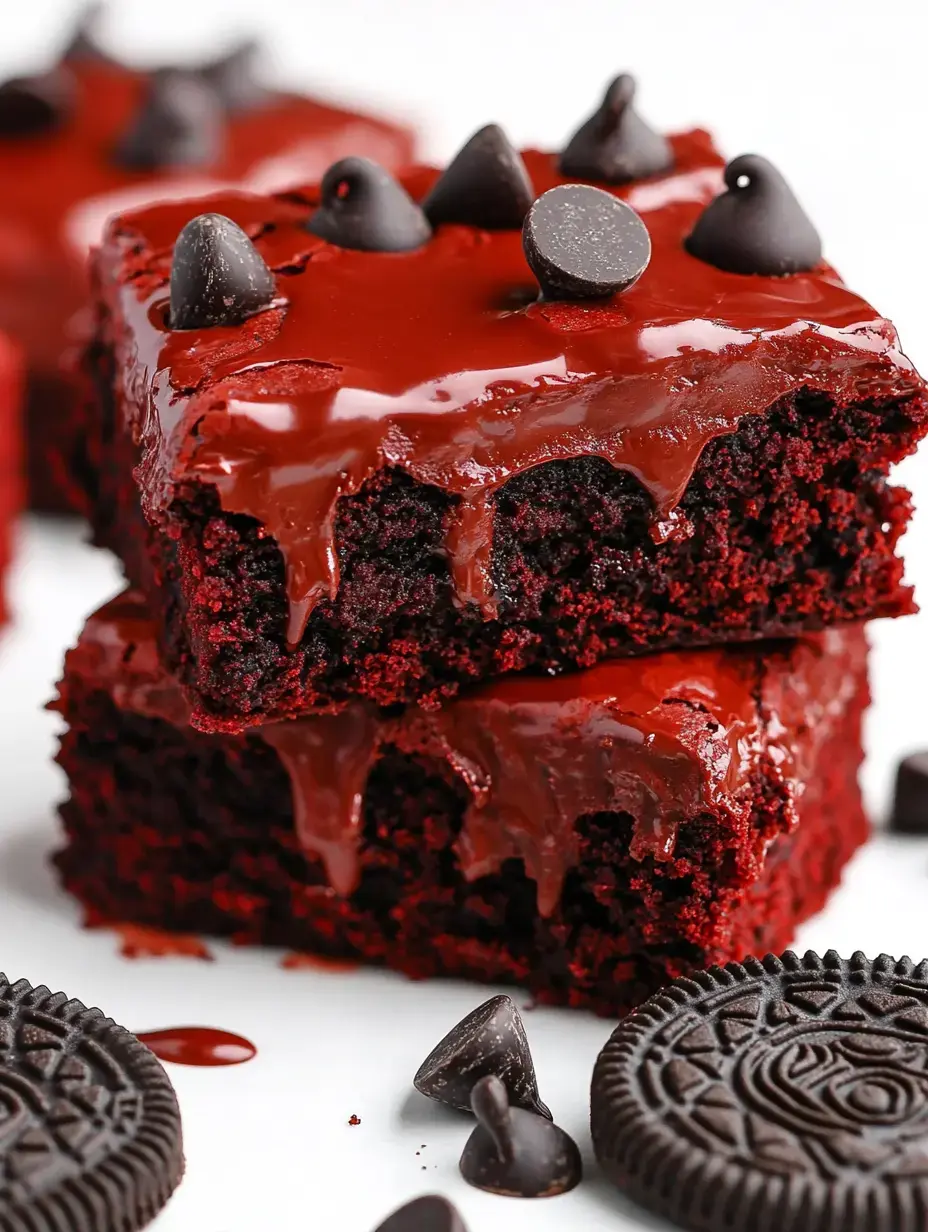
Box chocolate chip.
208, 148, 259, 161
685, 153, 822, 276
373, 1195, 467, 1232
889, 751, 928, 834
61, 2, 112, 63
423, 124, 533, 230
560, 74, 673, 184
199, 39, 269, 113
522, 183, 651, 300
170, 213, 276, 330
114, 70, 223, 170
460, 1076, 582, 1199
0, 71, 74, 138
308, 157, 431, 252
414, 994, 550, 1118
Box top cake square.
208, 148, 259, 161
85, 104, 927, 731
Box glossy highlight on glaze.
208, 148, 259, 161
98, 132, 920, 647
61, 592, 868, 919
137, 1026, 256, 1067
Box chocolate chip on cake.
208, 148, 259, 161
592, 949, 928, 1232
308, 157, 431, 252
0, 972, 183, 1231
414, 994, 551, 1118
560, 74, 673, 184
423, 124, 534, 230
686, 153, 822, 275
0, 71, 74, 138
523, 183, 651, 299
114, 69, 224, 170
460, 1075, 582, 1198
170, 212, 276, 330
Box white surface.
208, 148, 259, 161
1, 2, 928, 1229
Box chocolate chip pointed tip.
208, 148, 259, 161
523, 184, 651, 300
308, 157, 431, 253
199, 38, 269, 112
0, 70, 74, 137
560, 73, 673, 184
114, 70, 223, 170
686, 152, 822, 276
373, 1195, 467, 1232
414, 993, 550, 1118
423, 123, 534, 230
170, 213, 276, 330
61, 2, 112, 63
460, 1075, 582, 1199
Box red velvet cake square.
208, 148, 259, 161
53, 591, 869, 1016
0, 330, 22, 625
81, 111, 927, 731
0, 20, 414, 512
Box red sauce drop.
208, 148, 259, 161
137, 1027, 257, 1067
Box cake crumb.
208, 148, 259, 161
348, 1114, 361, 1126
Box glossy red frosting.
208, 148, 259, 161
63, 591, 868, 919
97, 131, 923, 646
0, 58, 414, 374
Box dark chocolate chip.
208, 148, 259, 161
199, 39, 269, 113
685, 153, 822, 276
460, 1076, 582, 1199
61, 2, 112, 64
593, 950, 928, 1232
523, 183, 651, 300
889, 751, 928, 834
170, 213, 276, 330
0, 972, 183, 1231
560, 74, 673, 184
414, 994, 550, 1118
114, 70, 223, 170
0, 71, 74, 138
373, 1195, 467, 1232
308, 157, 431, 253
423, 124, 534, 230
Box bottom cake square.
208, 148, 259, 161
53, 593, 869, 1016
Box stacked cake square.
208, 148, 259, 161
55, 82, 928, 1014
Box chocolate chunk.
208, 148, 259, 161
308, 157, 431, 252
199, 39, 269, 113
414, 994, 550, 1118
170, 213, 276, 330
593, 950, 928, 1232
0, 971, 183, 1231
685, 153, 822, 276
560, 74, 673, 184
889, 751, 928, 833
374, 1195, 467, 1232
460, 1076, 582, 1198
0, 71, 74, 138
61, 2, 112, 63
423, 124, 534, 230
114, 70, 223, 170
523, 183, 651, 300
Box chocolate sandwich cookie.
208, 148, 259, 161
592, 950, 928, 1232
0, 972, 183, 1231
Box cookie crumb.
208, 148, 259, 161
348, 1114, 361, 1126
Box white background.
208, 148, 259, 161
2, 2, 928, 1229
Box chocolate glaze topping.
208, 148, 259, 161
560, 74, 673, 184
61, 593, 867, 919
98, 133, 921, 647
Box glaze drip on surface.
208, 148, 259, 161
99, 133, 920, 645
137, 1026, 256, 1067
64, 593, 868, 918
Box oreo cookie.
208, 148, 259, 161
592, 950, 928, 1232
0, 972, 183, 1231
